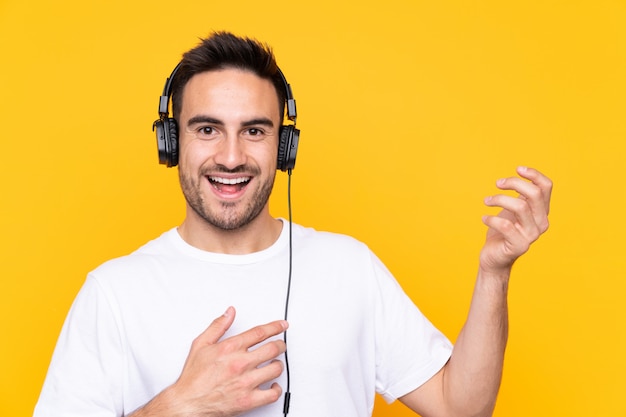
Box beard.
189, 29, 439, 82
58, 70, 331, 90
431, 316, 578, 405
179, 164, 275, 231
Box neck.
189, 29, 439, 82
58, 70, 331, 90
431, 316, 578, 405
177, 210, 283, 254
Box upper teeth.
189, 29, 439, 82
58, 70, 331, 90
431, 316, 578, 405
209, 176, 250, 185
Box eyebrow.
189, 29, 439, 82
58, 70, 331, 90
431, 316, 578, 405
186, 115, 223, 127
186, 115, 275, 128
241, 118, 274, 128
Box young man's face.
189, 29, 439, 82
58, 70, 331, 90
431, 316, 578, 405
177, 68, 281, 231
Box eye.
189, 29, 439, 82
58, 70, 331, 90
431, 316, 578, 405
199, 126, 215, 135
247, 128, 263, 136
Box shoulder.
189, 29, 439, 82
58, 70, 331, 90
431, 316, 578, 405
292, 222, 371, 254
289, 222, 385, 277
89, 229, 179, 281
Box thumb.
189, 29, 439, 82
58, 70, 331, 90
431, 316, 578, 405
196, 306, 236, 345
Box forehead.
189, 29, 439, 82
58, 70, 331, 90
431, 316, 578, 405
180, 69, 280, 121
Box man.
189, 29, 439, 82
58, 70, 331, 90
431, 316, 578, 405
34, 32, 552, 417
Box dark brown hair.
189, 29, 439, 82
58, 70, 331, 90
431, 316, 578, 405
170, 31, 286, 122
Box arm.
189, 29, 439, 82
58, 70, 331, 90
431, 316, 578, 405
401, 166, 552, 417
129, 307, 288, 417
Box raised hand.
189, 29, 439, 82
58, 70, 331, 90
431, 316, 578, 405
480, 166, 552, 275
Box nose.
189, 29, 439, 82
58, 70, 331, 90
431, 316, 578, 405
213, 134, 247, 169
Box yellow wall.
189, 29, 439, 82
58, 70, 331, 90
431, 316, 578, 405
1, 1, 625, 415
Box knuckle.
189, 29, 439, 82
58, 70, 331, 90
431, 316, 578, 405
513, 198, 528, 212
251, 326, 268, 341
269, 360, 284, 377
265, 341, 282, 357
527, 186, 542, 201
219, 338, 239, 355
544, 177, 554, 190
190, 336, 204, 350
500, 220, 516, 234
235, 372, 253, 389
228, 357, 248, 375
235, 394, 254, 411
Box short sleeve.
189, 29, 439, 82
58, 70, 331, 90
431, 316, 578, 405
371, 253, 453, 402
34, 275, 125, 417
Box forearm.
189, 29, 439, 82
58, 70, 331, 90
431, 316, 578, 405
404, 167, 551, 416
126, 387, 183, 417
126, 385, 221, 417
442, 267, 510, 417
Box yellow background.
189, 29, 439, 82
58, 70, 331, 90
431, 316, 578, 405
1, 0, 625, 415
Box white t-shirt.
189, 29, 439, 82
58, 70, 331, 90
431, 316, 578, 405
35, 220, 452, 417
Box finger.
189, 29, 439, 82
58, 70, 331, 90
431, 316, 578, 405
248, 359, 285, 390
482, 215, 529, 254
248, 339, 287, 365
496, 177, 541, 201
246, 382, 283, 409
495, 175, 549, 229
194, 306, 237, 346
484, 194, 538, 237
227, 320, 289, 351
515, 166, 553, 213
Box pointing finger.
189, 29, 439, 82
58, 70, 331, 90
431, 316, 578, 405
194, 306, 237, 346
226, 320, 289, 351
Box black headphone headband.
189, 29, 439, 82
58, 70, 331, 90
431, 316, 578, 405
153, 63, 300, 171
158, 63, 297, 121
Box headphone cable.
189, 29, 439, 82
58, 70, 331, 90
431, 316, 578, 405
282, 169, 293, 416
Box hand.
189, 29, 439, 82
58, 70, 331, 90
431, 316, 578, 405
480, 166, 552, 275
167, 307, 288, 416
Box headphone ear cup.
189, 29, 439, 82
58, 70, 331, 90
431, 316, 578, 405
277, 125, 300, 171
153, 117, 179, 167
153, 118, 167, 165
277, 126, 288, 171
165, 118, 179, 167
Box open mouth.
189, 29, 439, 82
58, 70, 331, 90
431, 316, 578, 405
208, 176, 251, 194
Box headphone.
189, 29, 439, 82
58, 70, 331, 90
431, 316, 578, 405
153, 63, 300, 171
